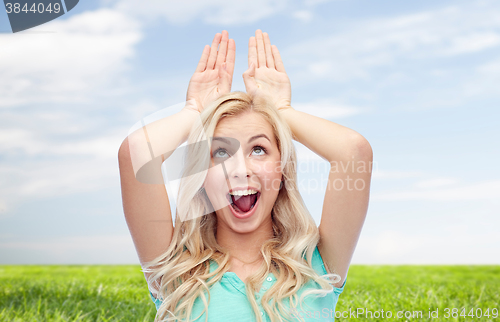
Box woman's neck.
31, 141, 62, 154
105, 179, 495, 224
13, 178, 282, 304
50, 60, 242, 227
216, 219, 273, 266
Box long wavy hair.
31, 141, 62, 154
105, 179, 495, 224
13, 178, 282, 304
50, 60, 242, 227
143, 92, 340, 322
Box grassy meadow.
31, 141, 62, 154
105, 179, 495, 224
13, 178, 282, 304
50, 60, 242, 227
0, 265, 498, 321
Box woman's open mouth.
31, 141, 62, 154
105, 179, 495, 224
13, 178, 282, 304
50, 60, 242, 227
226, 190, 261, 218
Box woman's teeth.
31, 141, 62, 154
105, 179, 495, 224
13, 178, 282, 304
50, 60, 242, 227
229, 189, 258, 196
227, 191, 260, 214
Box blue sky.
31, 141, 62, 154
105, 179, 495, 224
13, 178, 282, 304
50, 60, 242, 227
0, 0, 499, 264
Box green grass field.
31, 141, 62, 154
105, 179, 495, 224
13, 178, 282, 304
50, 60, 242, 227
1, 265, 498, 321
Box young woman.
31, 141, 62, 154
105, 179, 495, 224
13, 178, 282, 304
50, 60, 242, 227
118, 30, 373, 322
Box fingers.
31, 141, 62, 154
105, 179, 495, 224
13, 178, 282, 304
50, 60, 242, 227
255, 30, 267, 68
248, 36, 258, 68
218, 32, 235, 92
271, 45, 286, 73
225, 38, 236, 78
263, 32, 275, 69
219, 63, 231, 93
215, 30, 228, 69
206, 33, 222, 70
253, 30, 281, 70
195, 45, 210, 73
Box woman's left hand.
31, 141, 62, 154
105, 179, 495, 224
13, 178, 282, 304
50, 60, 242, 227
243, 30, 292, 111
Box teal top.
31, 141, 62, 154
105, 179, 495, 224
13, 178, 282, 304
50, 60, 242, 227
149, 246, 346, 321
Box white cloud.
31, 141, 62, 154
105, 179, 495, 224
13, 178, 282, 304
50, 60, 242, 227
478, 57, 500, 74
293, 100, 366, 119
303, 0, 331, 6
0, 8, 142, 107
414, 177, 460, 189
0, 111, 125, 203
354, 229, 500, 264
372, 169, 424, 179
0, 200, 7, 214
0, 8, 144, 249
0, 143, 122, 202
0, 128, 32, 150
366, 230, 422, 258
127, 99, 167, 124
372, 179, 500, 201
0, 126, 124, 158
1, 235, 132, 251
462, 56, 500, 97
0, 235, 138, 264
113, 0, 289, 25
111, 0, 338, 26
442, 32, 500, 55
286, 2, 500, 83
0, 156, 119, 200
0, 105, 129, 210
292, 10, 313, 23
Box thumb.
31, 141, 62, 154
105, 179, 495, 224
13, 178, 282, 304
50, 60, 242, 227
243, 62, 256, 79
242, 63, 257, 89
242, 65, 258, 96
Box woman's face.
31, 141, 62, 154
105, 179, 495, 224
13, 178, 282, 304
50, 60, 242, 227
203, 111, 282, 235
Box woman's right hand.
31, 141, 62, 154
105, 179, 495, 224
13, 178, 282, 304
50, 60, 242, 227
185, 30, 236, 113
242, 30, 292, 112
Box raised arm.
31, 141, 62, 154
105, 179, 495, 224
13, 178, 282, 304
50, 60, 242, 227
243, 30, 372, 288
118, 31, 236, 267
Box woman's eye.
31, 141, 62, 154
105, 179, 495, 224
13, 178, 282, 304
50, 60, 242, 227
252, 146, 266, 156
213, 149, 228, 158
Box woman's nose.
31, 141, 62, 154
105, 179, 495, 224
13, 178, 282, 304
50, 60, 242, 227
227, 149, 252, 178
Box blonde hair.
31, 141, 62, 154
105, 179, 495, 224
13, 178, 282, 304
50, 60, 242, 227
143, 92, 340, 322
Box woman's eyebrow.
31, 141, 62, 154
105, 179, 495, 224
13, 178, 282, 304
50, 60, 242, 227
212, 134, 270, 144
248, 134, 270, 143
212, 137, 231, 144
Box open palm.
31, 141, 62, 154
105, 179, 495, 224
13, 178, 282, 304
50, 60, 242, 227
243, 30, 292, 111
186, 31, 236, 113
